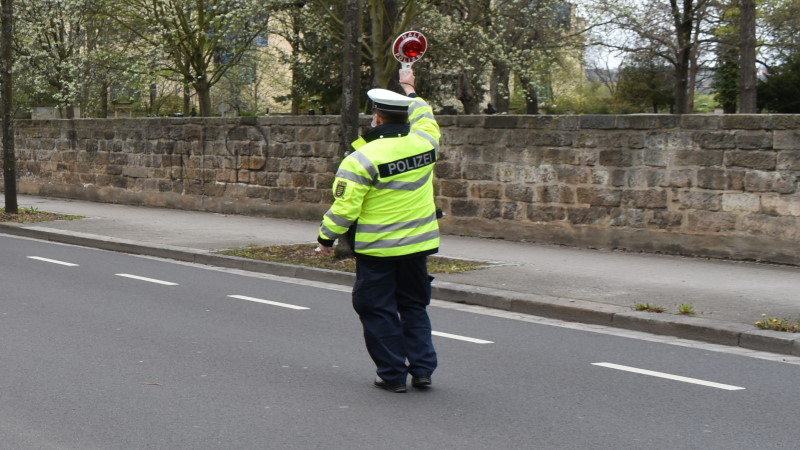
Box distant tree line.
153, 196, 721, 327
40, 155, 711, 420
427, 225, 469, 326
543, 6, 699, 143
3, 0, 799, 117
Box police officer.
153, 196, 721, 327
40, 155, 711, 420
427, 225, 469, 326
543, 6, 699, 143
317, 68, 440, 393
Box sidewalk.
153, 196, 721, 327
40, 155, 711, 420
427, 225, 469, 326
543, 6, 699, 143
2, 194, 799, 356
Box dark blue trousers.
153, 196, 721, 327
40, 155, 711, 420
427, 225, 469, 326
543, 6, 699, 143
352, 255, 438, 386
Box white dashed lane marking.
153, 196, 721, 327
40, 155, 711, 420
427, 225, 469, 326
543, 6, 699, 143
592, 362, 746, 391
115, 274, 179, 286
27, 256, 79, 267
228, 295, 310, 310
433, 331, 494, 344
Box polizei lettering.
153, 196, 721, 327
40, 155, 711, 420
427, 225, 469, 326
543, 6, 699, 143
378, 149, 436, 178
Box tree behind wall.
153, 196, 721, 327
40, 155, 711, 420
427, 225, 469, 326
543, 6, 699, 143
614, 58, 675, 113
108, 0, 272, 116
758, 55, 800, 113
1, 0, 16, 213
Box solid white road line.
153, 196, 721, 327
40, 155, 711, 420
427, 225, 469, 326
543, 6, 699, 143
432, 331, 494, 344
592, 362, 746, 391
27, 256, 79, 267
115, 274, 179, 286
228, 295, 310, 310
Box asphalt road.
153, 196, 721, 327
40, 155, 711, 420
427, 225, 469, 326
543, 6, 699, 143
1, 234, 799, 450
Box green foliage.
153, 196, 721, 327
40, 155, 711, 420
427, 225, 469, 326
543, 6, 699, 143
544, 81, 614, 114
634, 303, 666, 313
758, 55, 800, 113
677, 303, 696, 315
218, 243, 487, 274
712, 59, 739, 114
0, 207, 83, 223
613, 58, 675, 113
755, 314, 800, 333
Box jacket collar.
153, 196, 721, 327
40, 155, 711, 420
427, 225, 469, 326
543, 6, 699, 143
361, 123, 410, 143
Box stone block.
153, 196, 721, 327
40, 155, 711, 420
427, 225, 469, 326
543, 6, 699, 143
673, 149, 724, 167
774, 130, 800, 150
599, 149, 633, 167
540, 148, 579, 165
741, 214, 800, 240
580, 115, 617, 129
764, 115, 800, 130
609, 208, 644, 228
681, 115, 721, 130
533, 132, 573, 147
679, 191, 722, 211
725, 150, 777, 170
743, 171, 796, 194
122, 166, 149, 178
299, 188, 323, 203
503, 184, 535, 202
662, 169, 693, 188
777, 150, 800, 170
760, 193, 800, 216
695, 132, 737, 149
450, 199, 479, 217
576, 187, 621, 206
648, 210, 683, 229
722, 193, 760, 212
555, 165, 590, 184
626, 168, 665, 188
456, 116, 485, 128
485, 115, 520, 128
616, 115, 659, 129
735, 130, 773, 149
473, 182, 502, 199
441, 179, 469, 198
686, 211, 737, 232
464, 162, 495, 181
538, 185, 575, 204
697, 168, 727, 190
522, 116, 555, 129
553, 115, 580, 130
567, 206, 612, 224
496, 163, 518, 182
721, 114, 769, 130
623, 189, 668, 208
269, 188, 297, 202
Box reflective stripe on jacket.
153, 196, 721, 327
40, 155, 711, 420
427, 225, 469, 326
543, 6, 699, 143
318, 96, 440, 258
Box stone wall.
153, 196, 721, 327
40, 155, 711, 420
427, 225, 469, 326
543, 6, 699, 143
2, 114, 799, 265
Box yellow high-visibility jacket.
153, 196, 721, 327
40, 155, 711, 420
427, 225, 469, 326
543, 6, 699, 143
318, 95, 440, 259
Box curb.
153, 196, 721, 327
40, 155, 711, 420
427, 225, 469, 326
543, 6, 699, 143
2, 223, 798, 357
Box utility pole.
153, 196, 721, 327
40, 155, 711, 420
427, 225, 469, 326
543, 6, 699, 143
1, 0, 17, 213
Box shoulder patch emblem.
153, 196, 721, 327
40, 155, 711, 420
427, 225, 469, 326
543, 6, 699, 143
335, 181, 347, 198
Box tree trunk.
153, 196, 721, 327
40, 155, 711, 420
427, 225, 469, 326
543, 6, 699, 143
183, 84, 192, 116
739, 0, 757, 113
671, 0, 694, 114
456, 70, 479, 114
369, 0, 399, 88
98, 82, 109, 118
519, 76, 540, 115
194, 78, 212, 117
341, 0, 361, 155
490, 63, 511, 113
336, 0, 362, 258
1, 0, 17, 213
291, 13, 301, 115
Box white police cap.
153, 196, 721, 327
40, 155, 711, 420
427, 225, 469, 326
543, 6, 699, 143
368, 88, 414, 112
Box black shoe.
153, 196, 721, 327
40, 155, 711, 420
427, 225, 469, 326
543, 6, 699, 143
374, 377, 407, 393
411, 376, 432, 388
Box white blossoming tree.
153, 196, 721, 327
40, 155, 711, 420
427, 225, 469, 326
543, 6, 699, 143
107, 0, 273, 116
